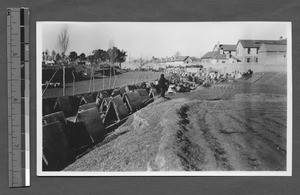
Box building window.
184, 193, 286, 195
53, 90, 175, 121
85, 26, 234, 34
246, 57, 250, 63
247, 48, 251, 54
256, 49, 258, 54
255, 57, 258, 63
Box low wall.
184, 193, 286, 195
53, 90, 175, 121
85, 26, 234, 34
201, 63, 287, 73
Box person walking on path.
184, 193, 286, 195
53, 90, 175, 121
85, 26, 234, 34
158, 74, 169, 98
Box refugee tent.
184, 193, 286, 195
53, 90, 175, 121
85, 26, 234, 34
78, 102, 98, 112
53, 96, 81, 118
42, 97, 57, 116
99, 97, 113, 113
43, 121, 72, 171
106, 89, 115, 96
79, 91, 99, 105
125, 85, 138, 93
43, 111, 67, 131
135, 89, 151, 106
103, 95, 129, 126
119, 86, 127, 97
98, 90, 110, 99
65, 120, 93, 150
43, 111, 89, 151
111, 88, 121, 97
76, 107, 105, 143
136, 82, 146, 89
123, 91, 142, 113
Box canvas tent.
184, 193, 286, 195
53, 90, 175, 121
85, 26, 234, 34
123, 91, 142, 113
79, 91, 99, 105
53, 96, 81, 118
103, 96, 129, 126
43, 97, 58, 116
135, 89, 151, 106
76, 107, 105, 143
99, 97, 113, 113
43, 121, 73, 171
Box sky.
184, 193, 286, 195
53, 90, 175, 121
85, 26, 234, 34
40, 22, 289, 59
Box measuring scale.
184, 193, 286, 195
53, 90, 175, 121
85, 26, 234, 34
7, 7, 30, 187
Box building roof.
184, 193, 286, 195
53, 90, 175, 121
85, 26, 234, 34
238, 39, 287, 48
259, 44, 287, 52
219, 44, 236, 51
174, 56, 189, 61
190, 56, 201, 61
201, 51, 227, 60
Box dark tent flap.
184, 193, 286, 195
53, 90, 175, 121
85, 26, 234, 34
135, 89, 150, 104
42, 97, 57, 116
76, 108, 105, 143
65, 120, 93, 149
54, 96, 80, 118
123, 91, 142, 113
111, 88, 121, 97
78, 102, 98, 112
43, 111, 67, 128
43, 121, 72, 171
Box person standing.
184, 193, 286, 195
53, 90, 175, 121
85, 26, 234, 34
158, 74, 169, 98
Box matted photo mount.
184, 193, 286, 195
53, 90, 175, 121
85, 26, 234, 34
37, 22, 292, 176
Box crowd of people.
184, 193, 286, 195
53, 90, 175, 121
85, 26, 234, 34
148, 68, 254, 97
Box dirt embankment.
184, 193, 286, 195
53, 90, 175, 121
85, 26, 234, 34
64, 72, 287, 171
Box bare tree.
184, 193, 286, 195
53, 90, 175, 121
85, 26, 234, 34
56, 25, 70, 96
107, 42, 118, 89
57, 25, 69, 58
174, 51, 181, 59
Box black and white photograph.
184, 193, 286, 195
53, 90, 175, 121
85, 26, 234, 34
37, 22, 292, 176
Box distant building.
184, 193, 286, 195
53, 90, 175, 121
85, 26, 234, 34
202, 39, 287, 65
202, 43, 239, 64
236, 39, 286, 63
201, 51, 236, 64
172, 56, 192, 65
160, 56, 193, 67
213, 43, 237, 58
257, 43, 287, 65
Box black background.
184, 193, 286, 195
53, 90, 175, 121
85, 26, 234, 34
0, 0, 299, 194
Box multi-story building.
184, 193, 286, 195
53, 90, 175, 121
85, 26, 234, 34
201, 39, 287, 65
236, 39, 286, 64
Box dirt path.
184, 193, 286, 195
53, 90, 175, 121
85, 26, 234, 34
64, 72, 287, 172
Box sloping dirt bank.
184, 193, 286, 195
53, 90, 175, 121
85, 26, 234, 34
64, 72, 287, 171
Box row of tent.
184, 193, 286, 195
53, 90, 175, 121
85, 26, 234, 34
42, 85, 159, 171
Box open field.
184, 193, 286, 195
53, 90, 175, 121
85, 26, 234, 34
43, 71, 166, 98
64, 72, 287, 171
